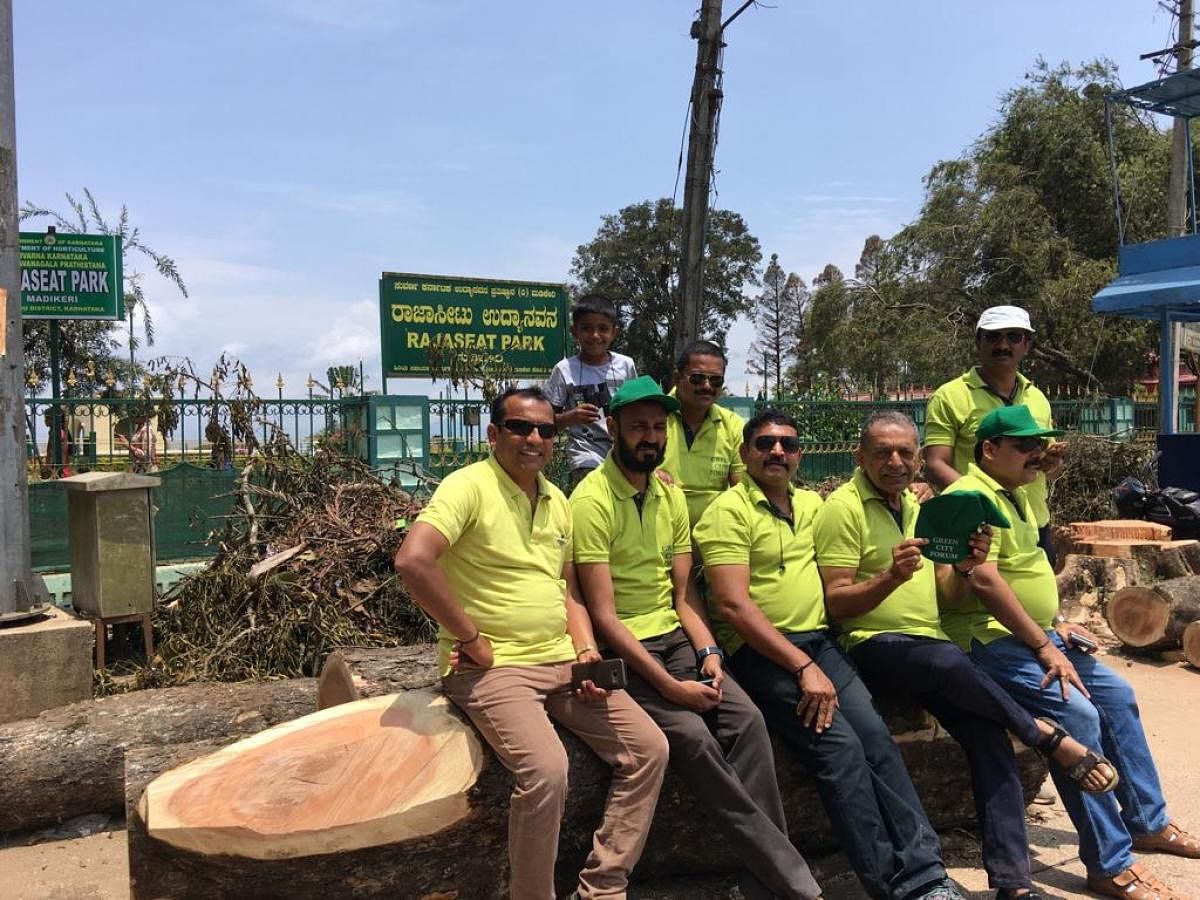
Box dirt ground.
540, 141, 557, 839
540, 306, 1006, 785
1, 652, 1197, 900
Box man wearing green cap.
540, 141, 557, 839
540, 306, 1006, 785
571, 377, 822, 900
948, 404, 1198, 900
924, 305, 1065, 565
814, 410, 1109, 900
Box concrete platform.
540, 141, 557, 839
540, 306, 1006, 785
0, 605, 93, 724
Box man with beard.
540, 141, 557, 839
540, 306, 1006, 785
571, 377, 823, 900
945, 406, 1198, 900
695, 410, 964, 900
924, 306, 1064, 565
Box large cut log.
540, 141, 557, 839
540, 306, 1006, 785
0, 678, 315, 834
128, 658, 1047, 899
317, 645, 440, 710
1069, 519, 1172, 542
1183, 620, 1200, 670
1106, 575, 1200, 651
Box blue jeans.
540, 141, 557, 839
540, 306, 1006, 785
851, 634, 1038, 890
969, 633, 1171, 877
731, 630, 946, 900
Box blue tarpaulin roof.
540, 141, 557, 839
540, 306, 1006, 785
1092, 235, 1200, 321
1111, 68, 1200, 119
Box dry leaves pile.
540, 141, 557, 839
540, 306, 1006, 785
141, 444, 435, 687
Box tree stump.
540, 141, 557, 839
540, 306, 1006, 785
125, 649, 1047, 899
1182, 620, 1200, 670
1106, 575, 1200, 651
1055, 554, 1137, 623
0, 678, 315, 834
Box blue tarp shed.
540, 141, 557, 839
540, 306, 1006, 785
1093, 70, 1200, 432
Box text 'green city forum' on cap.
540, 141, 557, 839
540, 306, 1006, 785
914, 490, 1012, 564
608, 375, 681, 415
976, 405, 1065, 442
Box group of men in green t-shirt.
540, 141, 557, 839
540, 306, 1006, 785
395, 313, 1197, 900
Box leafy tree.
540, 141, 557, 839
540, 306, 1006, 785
19, 188, 188, 394
746, 253, 808, 399
809, 60, 1170, 395
569, 198, 762, 386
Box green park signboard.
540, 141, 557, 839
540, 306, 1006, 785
19, 232, 124, 320
379, 272, 567, 379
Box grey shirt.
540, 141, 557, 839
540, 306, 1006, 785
544, 352, 638, 471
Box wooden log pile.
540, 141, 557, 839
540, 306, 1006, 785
124, 646, 1047, 900
1106, 576, 1200, 652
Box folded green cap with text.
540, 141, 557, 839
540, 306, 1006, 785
914, 491, 1011, 563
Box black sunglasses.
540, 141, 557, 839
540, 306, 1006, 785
686, 372, 725, 388
981, 330, 1028, 345
753, 434, 801, 454
501, 418, 557, 439
1005, 436, 1046, 453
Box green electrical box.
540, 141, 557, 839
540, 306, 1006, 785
60, 471, 160, 617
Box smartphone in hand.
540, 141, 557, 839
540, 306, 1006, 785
571, 658, 627, 691
1067, 632, 1098, 653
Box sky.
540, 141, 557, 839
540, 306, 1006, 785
12, 0, 1182, 399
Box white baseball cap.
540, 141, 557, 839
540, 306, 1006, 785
976, 305, 1034, 333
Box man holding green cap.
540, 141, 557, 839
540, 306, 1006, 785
571, 376, 822, 900
924, 305, 1065, 565
814, 410, 1109, 900
947, 404, 1198, 900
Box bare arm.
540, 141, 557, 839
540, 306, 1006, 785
968, 561, 1088, 699
394, 522, 493, 667
671, 552, 726, 690
563, 560, 601, 658
819, 538, 927, 620
923, 445, 961, 491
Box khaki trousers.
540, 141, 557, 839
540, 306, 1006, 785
444, 661, 669, 900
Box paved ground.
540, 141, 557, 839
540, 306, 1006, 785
1, 652, 1197, 899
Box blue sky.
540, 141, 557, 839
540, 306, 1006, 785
13, 1, 1179, 397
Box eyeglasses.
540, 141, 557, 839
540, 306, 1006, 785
753, 434, 801, 454
981, 330, 1029, 345
1006, 436, 1047, 454
500, 418, 557, 439
686, 372, 725, 388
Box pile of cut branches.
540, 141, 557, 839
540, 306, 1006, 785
143, 440, 435, 686
1048, 432, 1157, 525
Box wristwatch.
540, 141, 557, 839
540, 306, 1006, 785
695, 646, 724, 664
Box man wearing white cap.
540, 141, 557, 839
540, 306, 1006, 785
924, 305, 1065, 566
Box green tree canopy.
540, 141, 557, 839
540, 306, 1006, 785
569, 198, 762, 386
746, 253, 807, 399
803, 60, 1171, 396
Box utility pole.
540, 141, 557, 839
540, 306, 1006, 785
0, 0, 46, 620
1166, 0, 1194, 433
675, 0, 724, 358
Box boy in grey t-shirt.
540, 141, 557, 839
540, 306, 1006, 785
544, 294, 637, 488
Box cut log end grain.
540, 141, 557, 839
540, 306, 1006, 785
1183, 621, 1200, 670
1106, 576, 1200, 651
140, 693, 483, 860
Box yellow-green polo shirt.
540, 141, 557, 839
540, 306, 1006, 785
942, 463, 1060, 647
570, 456, 690, 641
814, 469, 947, 649
693, 477, 827, 655
416, 456, 575, 674
661, 400, 747, 527
924, 367, 1055, 527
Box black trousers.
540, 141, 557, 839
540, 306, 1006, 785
851, 633, 1041, 891
623, 628, 822, 900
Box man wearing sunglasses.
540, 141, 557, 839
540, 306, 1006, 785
815, 411, 1117, 900
924, 306, 1064, 565
394, 386, 668, 900
571, 377, 822, 900
660, 340, 746, 528
695, 410, 964, 900
944, 405, 1196, 900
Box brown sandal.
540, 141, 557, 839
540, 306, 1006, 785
1086, 863, 1192, 900
1132, 821, 1200, 858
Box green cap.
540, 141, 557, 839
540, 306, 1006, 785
976, 405, 1065, 441
608, 375, 681, 414
914, 490, 1011, 564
